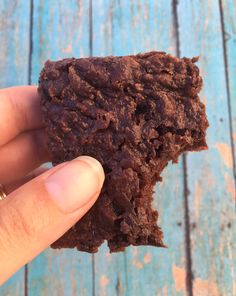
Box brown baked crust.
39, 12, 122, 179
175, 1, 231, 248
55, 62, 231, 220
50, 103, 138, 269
39, 51, 208, 253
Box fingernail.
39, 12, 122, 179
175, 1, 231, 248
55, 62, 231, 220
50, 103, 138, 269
45, 156, 105, 213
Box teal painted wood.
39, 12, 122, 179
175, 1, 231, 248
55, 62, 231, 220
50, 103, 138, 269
0, 1, 30, 87
0, 1, 30, 295
30, 0, 90, 85
0, 270, 24, 296
27, 249, 93, 296
92, 1, 187, 295
27, 1, 93, 295
178, 1, 236, 295
221, 0, 236, 182
94, 244, 127, 296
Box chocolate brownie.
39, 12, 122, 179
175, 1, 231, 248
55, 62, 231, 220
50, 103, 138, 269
39, 51, 208, 253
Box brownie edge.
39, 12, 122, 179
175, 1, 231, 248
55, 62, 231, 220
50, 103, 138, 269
39, 51, 208, 253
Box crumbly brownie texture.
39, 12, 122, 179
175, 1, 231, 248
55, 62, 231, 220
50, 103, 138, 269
39, 51, 208, 253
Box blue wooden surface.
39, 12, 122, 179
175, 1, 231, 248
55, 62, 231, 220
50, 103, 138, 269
221, 0, 236, 180
0, 1, 235, 296
178, 1, 236, 295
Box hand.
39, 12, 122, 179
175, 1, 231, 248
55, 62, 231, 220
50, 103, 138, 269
0, 86, 104, 284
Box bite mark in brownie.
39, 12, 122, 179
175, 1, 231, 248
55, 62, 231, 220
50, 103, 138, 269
39, 51, 209, 253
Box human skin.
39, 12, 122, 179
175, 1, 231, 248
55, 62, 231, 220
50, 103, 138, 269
0, 86, 105, 285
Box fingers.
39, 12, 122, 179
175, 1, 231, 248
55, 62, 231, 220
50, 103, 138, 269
5, 166, 50, 194
0, 156, 105, 284
0, 129, 50, 184
0, 86, 43, 146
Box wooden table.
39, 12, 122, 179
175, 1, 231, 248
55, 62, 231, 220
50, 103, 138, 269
0, 1, 235, 295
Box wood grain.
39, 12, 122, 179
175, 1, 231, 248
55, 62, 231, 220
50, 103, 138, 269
177, 1, 236, 295
27, 249, 93, 296
92, 1, 188, 295
0, 1, 30, 295
30, 0, 90, 85
0, 1, 30, 87
220, 0, 236, 187
27, 1, 93, 295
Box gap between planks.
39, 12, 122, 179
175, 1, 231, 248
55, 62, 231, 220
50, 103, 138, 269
25, 0, 34, 295
218, 0, 236, 203
172, 0, 193, 295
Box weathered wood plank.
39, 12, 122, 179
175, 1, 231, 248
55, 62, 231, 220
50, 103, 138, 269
94, 244, 127, 296
27, 249, 93, 296
178, 1, 236, 295
92, 2, 127, 295
27, 1, 93, 295
0, 270, 25, 296
220, 0, 236, 184
92, 1, 187, 295
0, 1, 30, 87
0, 0, 30, 294
30, 0, 90, 84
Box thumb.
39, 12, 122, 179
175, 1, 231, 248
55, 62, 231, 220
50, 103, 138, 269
0, 156, 104, 284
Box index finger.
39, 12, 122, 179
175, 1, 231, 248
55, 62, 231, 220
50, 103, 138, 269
0, 86, 43, 146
